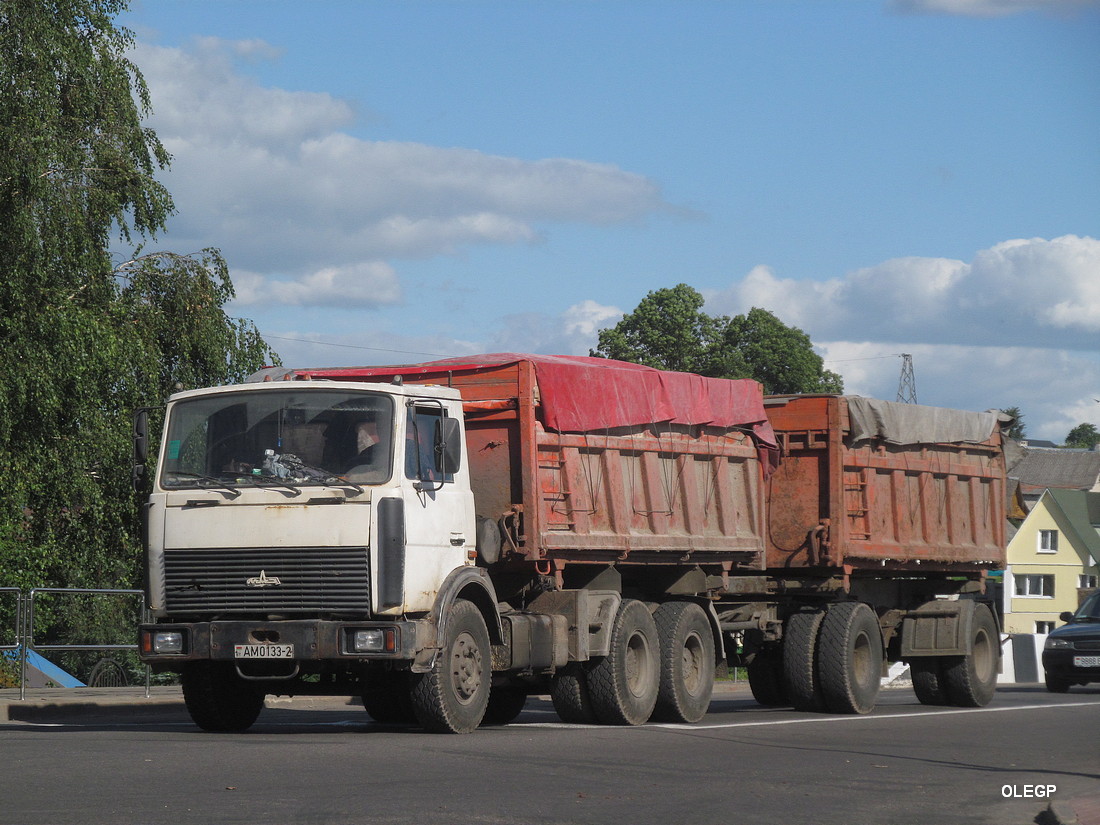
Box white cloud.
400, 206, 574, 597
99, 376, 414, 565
132, 37, 665, 307
890, 0, 1100, 17
707, 235, 1100, 351
488, 300, 623, 356
819, 341, 1100, 442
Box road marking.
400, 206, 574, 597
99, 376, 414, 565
524, 700, 1100, 730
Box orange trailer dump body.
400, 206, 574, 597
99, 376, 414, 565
260, 354, 777, 572
764, 395, 1007, 575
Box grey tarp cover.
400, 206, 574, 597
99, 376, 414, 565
846, 396, 1005, 446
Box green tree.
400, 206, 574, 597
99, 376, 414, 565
591, 284, 734, 375
1065, 423, 1100, 449
722, 307, 844, 394
592, 284, 843, 394
0, 0, 277, 596
1000, 407, 1027, 441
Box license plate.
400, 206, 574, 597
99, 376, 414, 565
1073, 655, 1100, 668
234, 644, 294, 659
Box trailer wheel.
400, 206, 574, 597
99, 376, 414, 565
911, 659, 950, 706
942, 604, 999, 708
181, 663, 265, 733
361, 670, 417, 724
783, 608, 826, 712
816, 602, 883, 714
651, 602, 715, 723
481, 685, 528, 726
550, 664, 598, 724
587, 599, 660, 725
410, 599, 491, 733
747, 651, 789, 707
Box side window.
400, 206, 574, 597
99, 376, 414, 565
404, 406, 454, 483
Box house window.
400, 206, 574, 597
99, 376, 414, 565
1015, 574, 1055, 598
1037, 530, 1058, 554
1035, 621, 1054, 634
1081, 575, 1099, 590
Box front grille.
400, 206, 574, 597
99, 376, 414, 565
163, 546, 370, 615
1074, 639, 1100, 651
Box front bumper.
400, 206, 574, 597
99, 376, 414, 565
1041, 649, 1100, 683
139, 619, 427, 665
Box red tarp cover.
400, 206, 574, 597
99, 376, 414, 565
256, 353, 778, 450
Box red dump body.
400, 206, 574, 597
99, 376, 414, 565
259, 354, 776, 571
763, 395, 1007, 574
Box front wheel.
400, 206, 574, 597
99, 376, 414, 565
1044, 673, 1071, 694
181, 663, 265, 733
410, 599, 491, 733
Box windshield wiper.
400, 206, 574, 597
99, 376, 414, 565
243, 476, 303, 496
164, 473, 242, 499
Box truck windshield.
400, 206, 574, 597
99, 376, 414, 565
160, 389, 394, 489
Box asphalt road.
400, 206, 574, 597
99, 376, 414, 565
1, 684, 1097, 825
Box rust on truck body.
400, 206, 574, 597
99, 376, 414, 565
764, 395, 1006, 574
273, 358, 768, 571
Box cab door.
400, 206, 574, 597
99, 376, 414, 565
389, 400, 473, 614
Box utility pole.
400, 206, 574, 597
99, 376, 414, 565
897, 354, 917, 404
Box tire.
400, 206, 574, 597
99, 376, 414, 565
550, 664, 598, 724
410, 599, 491, 733
911, 658, 951, 706
816, 602, 883, 715
587, 599, 661, 726
783, 608, 826, 712
747, 651, 789, 707
362, 669, 417, 724
942, 604, 999, 708
181, 663, 265, 733
481, 685, 528, 726
651, 602, 716, 723
1044, 673, 1071, 694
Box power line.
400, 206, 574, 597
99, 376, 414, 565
260, 333, 449, 360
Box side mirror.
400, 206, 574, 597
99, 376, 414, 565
435, 417, 462, 474
1059, 611, 1076, 623
132, 409, 149, 492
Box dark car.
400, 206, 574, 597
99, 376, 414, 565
1042, 591, 1100, 692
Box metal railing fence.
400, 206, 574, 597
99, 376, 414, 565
1, 587, 150, 700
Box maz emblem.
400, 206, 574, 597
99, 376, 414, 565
245, 570, 282, 588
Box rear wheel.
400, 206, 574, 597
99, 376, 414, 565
911, 658, 950, 706
747, 650, 789, 707
816, 602, 883, 715
943, 604, 999, 708
482, 685, 528, 726
410, 599, 491, 733
587, 599, 660, 725
783, 609, 826, 712
550, 664, 598, 724
181, 663, 265, 733
652, 601, 715, 723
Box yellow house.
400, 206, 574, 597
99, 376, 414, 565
1003, 488, 1100, 634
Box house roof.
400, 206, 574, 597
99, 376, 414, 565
1043, 489, 1100, 564
1010, 446, 1100, 495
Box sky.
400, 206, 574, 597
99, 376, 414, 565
118, 0, 1100, 443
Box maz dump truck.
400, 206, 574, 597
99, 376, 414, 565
136, 354, 1008, 733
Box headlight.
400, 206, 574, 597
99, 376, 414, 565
152, 630, 185, 654
349, 628, 397, 653
1044, 637, 1071, 650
